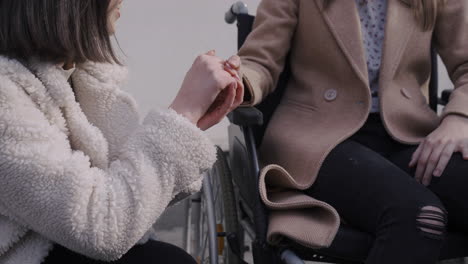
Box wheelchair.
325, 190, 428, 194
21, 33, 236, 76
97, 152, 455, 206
184, 2, 468, 263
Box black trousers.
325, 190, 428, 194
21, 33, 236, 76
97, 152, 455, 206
306, 113, 468, 264
43, 240, 197, 264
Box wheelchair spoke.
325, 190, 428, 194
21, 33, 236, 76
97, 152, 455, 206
200, 198, 205, 250
200, 227, 208, 262
189, 148, 244, 264
213, 178, 223, 221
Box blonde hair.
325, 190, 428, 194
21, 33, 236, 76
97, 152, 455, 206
403, 0, 445, 31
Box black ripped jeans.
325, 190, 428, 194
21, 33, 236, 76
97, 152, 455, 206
306, 113, 468, 264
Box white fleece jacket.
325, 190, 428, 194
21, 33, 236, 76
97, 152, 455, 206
0, 56, 216, 264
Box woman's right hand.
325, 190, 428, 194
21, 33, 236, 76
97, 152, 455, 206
169, 50, 238, 129
196, 55, 244, 130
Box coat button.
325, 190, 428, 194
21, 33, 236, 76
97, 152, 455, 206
324, 89, 338, 101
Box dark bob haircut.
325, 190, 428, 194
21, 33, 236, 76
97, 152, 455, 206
0, 0, 120, 64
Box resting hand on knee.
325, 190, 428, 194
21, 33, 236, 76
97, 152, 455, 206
409, 115, 468, 186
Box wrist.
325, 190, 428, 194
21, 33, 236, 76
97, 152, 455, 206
169, 104, 198, 125
442, 114, 468, 124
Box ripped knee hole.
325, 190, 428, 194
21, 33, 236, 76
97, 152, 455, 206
416, 205, 447, 239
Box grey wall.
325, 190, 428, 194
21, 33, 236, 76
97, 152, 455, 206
117, 1, 452, 147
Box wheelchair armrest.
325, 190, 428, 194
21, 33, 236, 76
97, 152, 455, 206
228, 107, 264, 126
439, 89, 453, 106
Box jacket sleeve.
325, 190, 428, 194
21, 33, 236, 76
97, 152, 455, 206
434, 0, 468, 119
0, 77, 216, 260
238, 0, 299, 106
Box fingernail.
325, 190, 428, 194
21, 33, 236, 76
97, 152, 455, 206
434, 170, 441, 177
228, 57, 240, 68
223, 65, 233, 72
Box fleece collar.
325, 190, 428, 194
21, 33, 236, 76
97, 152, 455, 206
0, 56, 113, 169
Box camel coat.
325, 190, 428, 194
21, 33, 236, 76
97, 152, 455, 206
238, 0, 468, 249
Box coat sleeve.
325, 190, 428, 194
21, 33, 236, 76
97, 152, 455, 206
0, 77, 216, 261
434, 0, 468, 119
238, 0, 299, 106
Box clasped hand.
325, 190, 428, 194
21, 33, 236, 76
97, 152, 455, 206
170, 50, 243, 131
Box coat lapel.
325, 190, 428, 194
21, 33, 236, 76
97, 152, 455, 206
379, 0, 416, 82
0, 57, 70, 136
315, 0, 369, 87
0, 56, 136, 169
316, 0, 416, 89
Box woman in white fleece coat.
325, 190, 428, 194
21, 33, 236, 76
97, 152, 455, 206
0, 0, 243, 263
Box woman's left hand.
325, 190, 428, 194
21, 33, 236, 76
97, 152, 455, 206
410, 115, 468, 186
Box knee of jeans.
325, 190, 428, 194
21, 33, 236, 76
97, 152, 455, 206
416, 205, 447, 240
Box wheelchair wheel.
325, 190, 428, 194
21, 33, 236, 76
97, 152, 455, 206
191, 147, 244, 264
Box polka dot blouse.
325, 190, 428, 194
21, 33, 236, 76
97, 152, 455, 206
355, 0, 388, 113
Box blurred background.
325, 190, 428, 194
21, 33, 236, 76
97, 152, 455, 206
116, 1, 454, 263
